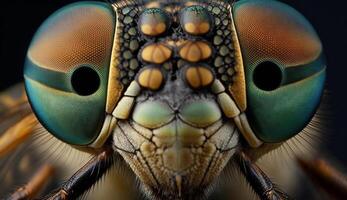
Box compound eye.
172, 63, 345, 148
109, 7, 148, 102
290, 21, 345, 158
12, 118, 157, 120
139, 8, 171, 36
24, 2, 116, 145
233, 0, 326, 143
180, 5, 213, 35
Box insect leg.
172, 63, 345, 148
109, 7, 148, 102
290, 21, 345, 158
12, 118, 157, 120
0, 84, 31, 128
41, 146, 114, 200
297, 157, 347, 199
235, 151, 290, 200
0, 102, 31, 125
6, 164, 55, 200
0, 114, 38, 157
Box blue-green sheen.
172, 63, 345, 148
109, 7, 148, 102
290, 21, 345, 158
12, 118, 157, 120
25, 77, 106, 145
24, 2, 115, 145
24, 59, 73, 92
247, 69, 325, 142
234, 0, 326, 142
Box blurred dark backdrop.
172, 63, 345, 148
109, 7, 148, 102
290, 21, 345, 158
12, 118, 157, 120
0, 0, 346, 199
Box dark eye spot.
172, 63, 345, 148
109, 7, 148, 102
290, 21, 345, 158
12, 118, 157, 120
253, 61, 282, 91
71, 66, 100, 96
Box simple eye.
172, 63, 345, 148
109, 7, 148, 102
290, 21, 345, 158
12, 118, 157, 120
233, 0, 326, 142
138, 8, 170, 36
180, 5, 213, 35
24, 2, 116, 145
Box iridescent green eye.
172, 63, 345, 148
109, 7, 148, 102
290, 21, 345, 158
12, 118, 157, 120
24, 2, 115, 145
233, 0, 326, 142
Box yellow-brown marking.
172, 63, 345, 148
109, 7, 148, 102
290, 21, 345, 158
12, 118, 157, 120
179, 41, 212, 62
141, 22, 167, 36
106, 18, 123, 113
9, 164, 55, 200
0, 114, 38, 157
164, 6, 178, 14
145, 2, 161, 8
0, 84, 27, 111
228, 7, 247, 111
184, 22, 211, 35
138, 68, 164, 90
185, 66, 214, 89
185, 2, 203, 7
165, 39, 187, 48
141, 43, 172, 64
297, 158, 347, 199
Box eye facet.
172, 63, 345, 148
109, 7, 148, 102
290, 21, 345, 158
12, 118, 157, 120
233, 0, 326, 143
24, 2, 116, 145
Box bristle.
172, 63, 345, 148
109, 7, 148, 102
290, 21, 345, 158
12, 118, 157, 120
265, 90, 331, 163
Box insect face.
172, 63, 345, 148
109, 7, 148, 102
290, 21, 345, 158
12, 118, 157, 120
111, 3, 240, 197
23, 0, 326, 199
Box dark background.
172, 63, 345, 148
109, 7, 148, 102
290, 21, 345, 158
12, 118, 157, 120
0, 0, 346, 199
